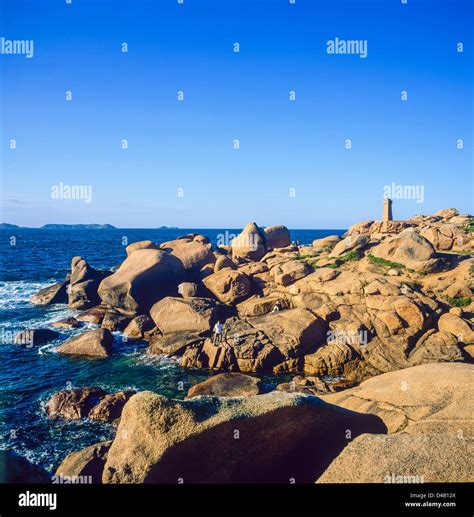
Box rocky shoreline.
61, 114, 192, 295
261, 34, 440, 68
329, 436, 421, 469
8, 206, 474, 483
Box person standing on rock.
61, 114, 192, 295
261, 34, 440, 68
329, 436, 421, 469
213, 321, 223, 346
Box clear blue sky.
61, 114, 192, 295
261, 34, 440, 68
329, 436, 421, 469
1, 0, 472, 228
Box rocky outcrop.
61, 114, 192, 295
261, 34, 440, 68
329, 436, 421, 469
435, 208, 460, 219
125, 240, 159, 256
89, 390, 136, 422
247, 308, 326, 362
214, 255, 236, 272
56, 441, 112, 483
98, 249, 185, 315
56, 329, 113, 357
30, 281, 68, 305
231, 222, 267, 262
317, 433, 474, 483
312, 235, 341, 251
202, 269, 251, 304
68, 257, 110, 310
277, 375, 352, 396
409, 330, 464, 365
236, 294, 289, 318
180, 317, 281, 373
264, 225, 291, 250
331, 234, 369, 257
46, 387, 133, 422
369, 231, 440, 272
148, 332, 204, 356
186, 373, 263, 398
101, 312, 131, 332
51, 317, 81, 329
150, 297, 219, 334
320, 363, 474, 435
271, 260, 312, 286
45, 387, 107, 419
101, 391, 385, 483
123, 315, 156, 340
75, 305, 109, 325
179, 309, 327, 374
438, 313, 474, 344
160, 237, 215, 276
345, 208, 473, 253
178, 282, 198, 297
304, 342, 359, 377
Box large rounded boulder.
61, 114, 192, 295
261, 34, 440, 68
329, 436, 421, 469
186, 373, 264, 398
125, 240, 159, 256
68, 257, 111, 310
56, 441, 112, 484
369, 230, 438, 272
30, 281, 68, 306
160, 238, 215, 277
97, 249, 185, 315
202, 269, 251, 304
231, 222, 267, 261
56, 329, 113, 358
264, 225, 291, 250
100, 391, 384, 483
150, 296, 219, 334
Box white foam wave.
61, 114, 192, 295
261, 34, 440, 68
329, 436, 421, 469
0, 281, 50, 310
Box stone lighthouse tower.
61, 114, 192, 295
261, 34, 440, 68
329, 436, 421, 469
383, 198, 393, 221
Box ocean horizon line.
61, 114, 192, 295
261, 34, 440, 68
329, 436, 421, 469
0, 224, 348, 232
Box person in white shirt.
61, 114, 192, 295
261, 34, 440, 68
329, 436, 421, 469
213, 321, 223, 346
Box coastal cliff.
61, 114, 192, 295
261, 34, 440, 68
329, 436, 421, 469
15, 206, 473, 483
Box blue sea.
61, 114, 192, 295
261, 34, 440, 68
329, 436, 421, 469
0, 228, 344, 473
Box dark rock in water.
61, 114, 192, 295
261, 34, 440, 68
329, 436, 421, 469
186, 373, 263, 398
123, 315, 156, 340
56, 329, 113, 357
51, 317, 81, 329
68, 257, 111, 310
45, 387, 107, 419
30, 281, 68, 305
0, 450, 50, 483
101, 312, 131, 332
101, 391, 386, 483
76, 306, 109, 325
55, 441, 112, 484
14, 328, 59, 346
89, 390, 136, 422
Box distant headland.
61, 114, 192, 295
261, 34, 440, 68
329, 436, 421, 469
0, 223, 184, 230
0, 223, 117, 230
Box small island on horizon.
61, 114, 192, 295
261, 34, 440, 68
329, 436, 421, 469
0, 223, 185, 230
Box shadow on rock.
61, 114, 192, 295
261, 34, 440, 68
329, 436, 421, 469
101, 391, 387, 484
